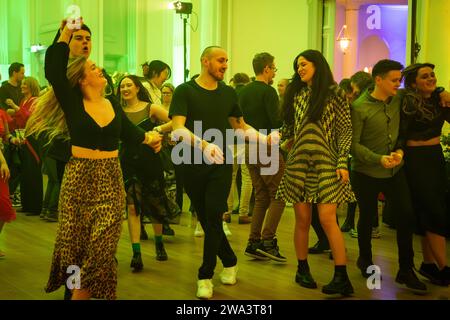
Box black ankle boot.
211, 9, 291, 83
130, 252, 143, 272
295, 270, 318, 289
155, 242, 168, 261
322, 269, 354, 296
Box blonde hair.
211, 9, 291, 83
23, 77, 41, 97
26, 56, 87, 145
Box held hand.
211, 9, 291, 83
145, 131, 163, 153
0, 163, 10, 181
203, 143, 224, 164
5, 99, 14, 106
390, 151, 403, 165
10, 137, 21, 146
380, 155, 397, 169
336, 168, 349, 184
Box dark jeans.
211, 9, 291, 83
20, 137, 43, 213
182, 163, 237, 279
352, 169, 415, 270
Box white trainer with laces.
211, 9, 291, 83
196, 279, 213, 299
220, 265, 238, 285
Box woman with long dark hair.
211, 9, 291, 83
277, 50, 354, 295
401, 63, 450, 286
117, 75, 179, 269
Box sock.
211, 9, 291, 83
297, 259, 310, 273
132, 243, 141, 254
335, 265, 347, 275
154, 235, 163, 244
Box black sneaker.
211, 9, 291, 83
256, 238, 287, 262
340, 220, 354, 232
418, 262, 443, 285
244, 240, 270, 260
40, 208, 49, 219
308, 241, 330, 254
162, 224, 175, 236
45, 210, 58, 222
395, 269, 428, 294
155, 242, 168, 261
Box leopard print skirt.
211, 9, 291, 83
45, 157, 125, 300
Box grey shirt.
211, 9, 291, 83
350, 90, 403, 178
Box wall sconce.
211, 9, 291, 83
336, 25, 351, 53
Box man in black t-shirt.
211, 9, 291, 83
239, 52, 286, 263
0, 62, 25, 110
170, 46, 277, 300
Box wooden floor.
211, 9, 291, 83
0, 200, 449, 300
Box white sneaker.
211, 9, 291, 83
220, 265, 238, 285
196, 279, 213, 299
194, 222, 204, 237
222, 221, 232, 237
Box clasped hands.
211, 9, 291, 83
202, 131, 280, 165
380, 151, 403, 169
144, 131, 163, 153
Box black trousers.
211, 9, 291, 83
182, 163, 237, 279
351, 169, 415, 270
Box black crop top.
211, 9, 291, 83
45, 42, 145, 151
400, 91, 450, 142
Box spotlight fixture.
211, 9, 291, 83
172, 1, 192, 15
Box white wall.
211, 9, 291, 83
227, 0, 310, 83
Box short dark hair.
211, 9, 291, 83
339, 78, 352, 94
79, 24, 91, 35
372, 59, 403, 79
147, 60, 171, 80
252, 52, 274, 75
9, 62, 24, 77
350, 71, 373, 92
232, 73, 250, 85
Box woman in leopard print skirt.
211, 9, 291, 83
26, 20, 162, 300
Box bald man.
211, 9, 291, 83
170, 46, 272, 299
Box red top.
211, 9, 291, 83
9, 96, 37, 131
0, 109, 12, 139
